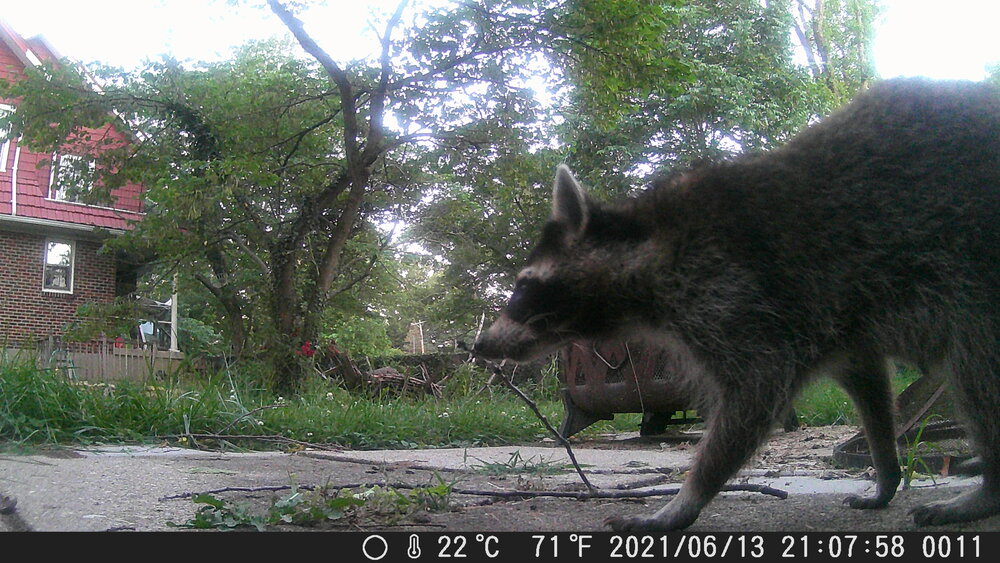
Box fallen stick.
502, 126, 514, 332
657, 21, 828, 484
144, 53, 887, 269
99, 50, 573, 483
482, 359, 596, 493
161, 481, 788, 502
159, 433, 342, 452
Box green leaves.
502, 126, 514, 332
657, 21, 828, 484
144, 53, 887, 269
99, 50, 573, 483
558, 0, 692, 123
167, 482, 450, 530
167, 493, 271, 531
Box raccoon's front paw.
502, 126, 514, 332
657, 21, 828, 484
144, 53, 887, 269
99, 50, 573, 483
604, 512, 696, 532
604, 515, 666, 532
842, 493, 890, 509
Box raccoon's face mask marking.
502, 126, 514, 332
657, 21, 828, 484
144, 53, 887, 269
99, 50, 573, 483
473, 278, 576, 362
474, 165, 592, 362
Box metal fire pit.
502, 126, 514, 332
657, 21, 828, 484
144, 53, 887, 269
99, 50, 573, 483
833, 372, 974, 475
558, 340, 698, 437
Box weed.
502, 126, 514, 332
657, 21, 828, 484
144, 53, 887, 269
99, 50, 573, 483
167, 493, 271, 531
167, 478, 455, 530
901, 415, 942, 489
268, 485, 368, 527
465, 449, 573, 476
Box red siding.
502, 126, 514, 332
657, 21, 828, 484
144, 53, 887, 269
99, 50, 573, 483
7, 146, 144, 231
1, 24, 145, 231
0, 22, 146, 348
0, 229, 116, 344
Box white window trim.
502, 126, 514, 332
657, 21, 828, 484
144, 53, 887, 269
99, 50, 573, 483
42, 238, 75, 294
48, 153, 95, 202
0, 103, 13, 173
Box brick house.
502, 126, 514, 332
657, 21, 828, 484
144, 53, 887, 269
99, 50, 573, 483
0, 20, 153, 363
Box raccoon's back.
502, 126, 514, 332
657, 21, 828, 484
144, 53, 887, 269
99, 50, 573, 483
685, 79, 1000, 319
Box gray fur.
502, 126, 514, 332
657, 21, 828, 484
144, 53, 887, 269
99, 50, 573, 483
473, 78, 1000, 530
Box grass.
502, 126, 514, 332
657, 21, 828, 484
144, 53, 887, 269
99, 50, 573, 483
792, 366, 922, 427
466, 449, 576, 476
0, 353, 919, 452
0, 355, 636, 451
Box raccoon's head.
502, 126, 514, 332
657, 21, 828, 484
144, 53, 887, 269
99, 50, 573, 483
473, 165, 648, 362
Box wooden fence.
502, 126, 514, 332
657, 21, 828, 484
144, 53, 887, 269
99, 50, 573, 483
30, 335, 184, 381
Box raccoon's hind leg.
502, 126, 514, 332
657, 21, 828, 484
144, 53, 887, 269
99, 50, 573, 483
835, 351, 902, 509
911, 353, 1000, 526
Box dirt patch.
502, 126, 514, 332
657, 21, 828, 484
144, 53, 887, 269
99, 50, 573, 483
8, 425, 983, 532
180, 425, 995, 532
751, 425, 859, 472
572, 424, 860, 472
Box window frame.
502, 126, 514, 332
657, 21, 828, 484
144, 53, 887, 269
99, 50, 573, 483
48, 153, 96, 203
42, 238, 76, 294
0, 103, 13, 173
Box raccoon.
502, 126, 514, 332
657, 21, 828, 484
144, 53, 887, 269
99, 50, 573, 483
473, 78, 1000, 531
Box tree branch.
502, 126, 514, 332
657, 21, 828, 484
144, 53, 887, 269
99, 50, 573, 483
267, 0, 361, 160
361, 0, 409, 167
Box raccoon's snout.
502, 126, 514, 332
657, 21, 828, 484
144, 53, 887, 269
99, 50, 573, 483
473, 314, 544, 362
470, 334, 499, 360
472, 314, 518, 359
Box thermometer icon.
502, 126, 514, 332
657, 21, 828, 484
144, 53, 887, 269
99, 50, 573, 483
407, 534, 422, 559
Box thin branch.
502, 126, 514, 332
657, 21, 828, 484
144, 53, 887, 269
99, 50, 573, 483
361, 0, 409, 167
225, 231, 270, 276
475, 357, 595, 493
267, 0, 361, 160
161, 433, 342, 452
160, 481, 787, 503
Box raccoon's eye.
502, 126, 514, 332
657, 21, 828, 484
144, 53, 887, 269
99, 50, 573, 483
506, 277, 567, 327
506, 278, 539, 323
508, 278, 534, 307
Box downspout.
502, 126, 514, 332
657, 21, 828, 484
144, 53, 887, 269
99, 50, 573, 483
10, 143, 20, 215
169, 273, 179, 353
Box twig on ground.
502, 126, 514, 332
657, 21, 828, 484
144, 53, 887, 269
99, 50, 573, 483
160, 481, 787, 503
482, 359, 596, 492
160, 433, 342, 452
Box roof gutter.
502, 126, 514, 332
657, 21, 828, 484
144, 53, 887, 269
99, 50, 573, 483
0, 213, 124, 239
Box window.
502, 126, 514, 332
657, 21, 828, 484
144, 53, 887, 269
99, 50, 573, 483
42, 239, 75, 293
49, 154, 96, 202
0, 104, 12, 172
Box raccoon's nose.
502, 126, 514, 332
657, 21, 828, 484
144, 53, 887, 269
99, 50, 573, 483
471, 335, 497, 359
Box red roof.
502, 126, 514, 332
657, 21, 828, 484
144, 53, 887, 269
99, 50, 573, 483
0, 19, 144, 234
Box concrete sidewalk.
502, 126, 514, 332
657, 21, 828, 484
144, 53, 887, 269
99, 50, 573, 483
0, 435, 991, 532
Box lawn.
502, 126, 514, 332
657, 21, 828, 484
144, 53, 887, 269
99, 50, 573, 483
0, 354, 920, 451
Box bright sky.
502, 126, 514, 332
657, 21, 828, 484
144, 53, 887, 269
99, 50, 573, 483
3, 0, 998, 80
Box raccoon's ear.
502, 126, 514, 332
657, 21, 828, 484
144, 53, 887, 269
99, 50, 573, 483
552, 164, 588, 238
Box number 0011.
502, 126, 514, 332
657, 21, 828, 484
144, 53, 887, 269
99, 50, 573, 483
922, 535, 979, 558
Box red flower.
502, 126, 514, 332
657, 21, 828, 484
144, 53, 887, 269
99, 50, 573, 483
297, 340, 316, 357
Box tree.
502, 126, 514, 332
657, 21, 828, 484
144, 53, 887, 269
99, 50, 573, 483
3, 0, 691, 390
791, 0, 881, 105
3, 41, 390, 378
569, 0, 881, 182
409, 0, 882, 345
987, 64, 1000, 88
